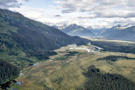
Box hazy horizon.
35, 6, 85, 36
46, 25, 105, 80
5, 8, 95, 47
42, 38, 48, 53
0, 0, 135, 29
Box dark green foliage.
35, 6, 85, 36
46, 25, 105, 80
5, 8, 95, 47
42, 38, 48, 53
91, 41, 135, 54
8, 51, 18, 56
65, 51, 79, 57
81, 65, 135, 90
27, 51, 57, 60
0, 80, 16, 89
97, 55, 135, 61
17, 57, 33, 63
0, 60, 19, 85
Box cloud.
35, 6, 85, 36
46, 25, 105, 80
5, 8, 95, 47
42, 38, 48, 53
55, 15, 62, 17
11, 6, 67, 25
7, 0, 135, 29
0, 0, 28, 9
56, 0, 135, 18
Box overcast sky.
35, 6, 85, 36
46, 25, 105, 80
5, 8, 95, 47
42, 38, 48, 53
1, 0, 135, 28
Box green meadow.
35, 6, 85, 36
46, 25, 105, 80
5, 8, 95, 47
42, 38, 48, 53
13, 41, 135, 90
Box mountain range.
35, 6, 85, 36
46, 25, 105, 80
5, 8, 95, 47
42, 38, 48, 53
62, 24, 95, 37
0, 9, 89, 68
100, 25, 135, 41
60, 24, 135, 42
1, 8, 135, 89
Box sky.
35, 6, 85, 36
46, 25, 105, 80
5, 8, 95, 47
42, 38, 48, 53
1, 0, 135, 29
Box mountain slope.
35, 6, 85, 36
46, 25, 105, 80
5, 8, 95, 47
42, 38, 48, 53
0, 60, 19, 86
101, 26, 135, 41
62, 24, 95, 37
0, 9, 89, 68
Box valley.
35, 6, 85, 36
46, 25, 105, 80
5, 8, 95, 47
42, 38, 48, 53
11, 40, 135, 90
0, 5, 135, 90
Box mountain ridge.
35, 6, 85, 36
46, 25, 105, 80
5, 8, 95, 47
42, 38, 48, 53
59, 23, 135, 42
0, 9, 90, 68
62, 24, 95, 37
101, 25, 135, 41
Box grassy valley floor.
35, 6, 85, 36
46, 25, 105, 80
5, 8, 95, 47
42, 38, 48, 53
12, 44, 135, 90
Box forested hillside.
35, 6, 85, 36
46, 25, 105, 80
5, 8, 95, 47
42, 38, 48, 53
0, 9, 89, 68
0, 60, 19, 86
81, 66, 135, 90
91, 40, 135, 54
